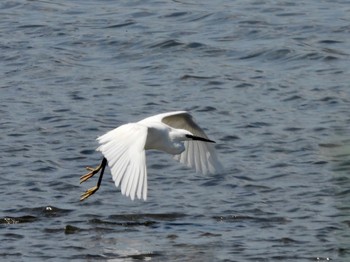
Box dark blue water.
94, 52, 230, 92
1, 0, 350, 261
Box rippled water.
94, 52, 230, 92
1, 0, 350, 261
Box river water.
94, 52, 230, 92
1, 0, 350, 261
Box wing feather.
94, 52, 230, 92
130, 161, 139, 201
136, 165, 144, 200
137, 156, 147, 200
96, 123, 148, 200
143, 168, 148, 200
113, 152, 129, 187
194, 141, 202, 174
161, 111, 223, 174
125, 155, 137, 199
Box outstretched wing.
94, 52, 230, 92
161, 111, 223, 175
96, 123, 148, 200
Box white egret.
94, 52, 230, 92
80, 111, 223, 201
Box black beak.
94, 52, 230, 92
186, 134, 215, 143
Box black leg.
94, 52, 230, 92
96, 158, 107, 189
80, 157, 107, 184
80, 158, 107, 201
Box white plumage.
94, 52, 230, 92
80, 111, 223, 201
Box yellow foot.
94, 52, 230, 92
80, 166, 101, 184
80, 186, 99, 201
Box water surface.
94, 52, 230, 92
1, 0, 350, 261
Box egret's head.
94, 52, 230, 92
171, 129, 215, 143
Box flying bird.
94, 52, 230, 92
80, 111, 223, 201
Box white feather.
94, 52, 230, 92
160, 111, 223, 175
97, 123, 148, 200
94, 111, 222, 201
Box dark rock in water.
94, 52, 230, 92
64, 225, 81, 234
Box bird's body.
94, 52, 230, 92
143, 122, 186, 154
80, 111, 223, 201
